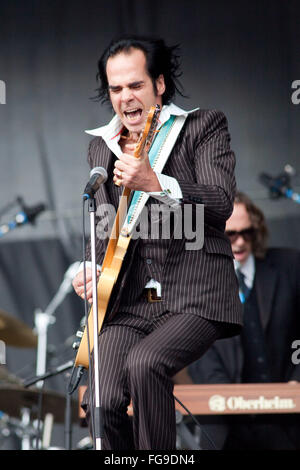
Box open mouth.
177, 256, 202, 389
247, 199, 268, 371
233, 249, 247, 259
124, 108, 143, 121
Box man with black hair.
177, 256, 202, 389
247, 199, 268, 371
72, 36, 242, 450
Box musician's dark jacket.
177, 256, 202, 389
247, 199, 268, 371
85, 108, 243, 337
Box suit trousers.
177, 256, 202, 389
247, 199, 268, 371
83, 309, 224, 450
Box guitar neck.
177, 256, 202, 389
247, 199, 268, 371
102, 133, 146, 270
74, 106, 160, 369
102, 186, 131, 271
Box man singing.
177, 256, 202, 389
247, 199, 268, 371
72, 35, 242, 450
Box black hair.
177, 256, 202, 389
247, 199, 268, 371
94, 35, 186, 106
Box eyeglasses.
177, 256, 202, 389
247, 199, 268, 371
225, 227, 255, 243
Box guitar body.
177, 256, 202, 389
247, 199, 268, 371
75, 231, 131, 368
75, 105, 160, 369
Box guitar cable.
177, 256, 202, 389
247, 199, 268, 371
173, 395, 217, 450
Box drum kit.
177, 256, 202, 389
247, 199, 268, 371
0, 306, 83, 450
0, 200, 92, 449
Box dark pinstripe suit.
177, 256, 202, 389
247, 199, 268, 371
82, 108, 243, 449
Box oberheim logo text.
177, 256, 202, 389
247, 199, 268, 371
209, 394, 296, 412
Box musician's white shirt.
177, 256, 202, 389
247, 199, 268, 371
85, 102, 198, 204
234, 254, 255, 290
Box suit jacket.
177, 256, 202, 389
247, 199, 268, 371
86, 108, 243, 335
189, 247, 300, 384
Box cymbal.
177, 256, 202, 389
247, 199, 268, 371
0, 384, 78, 423
0, 309, 37, 348
0, 365, 23, 385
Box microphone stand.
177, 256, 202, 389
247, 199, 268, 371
68, 169, 107, 449
34, 261, 81, 389
86, 196, 103, 451
33, 261, 81, 448
24, 360, 74, 450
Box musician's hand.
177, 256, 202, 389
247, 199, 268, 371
72, 267, 100, 304
113, 143, 162, 192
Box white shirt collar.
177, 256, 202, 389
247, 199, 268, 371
84, 103, 198, 157
234, 253, 255, 289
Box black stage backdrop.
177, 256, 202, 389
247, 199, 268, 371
0, 0, 299, 449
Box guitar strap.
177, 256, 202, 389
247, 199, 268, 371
121, 113, 188, 236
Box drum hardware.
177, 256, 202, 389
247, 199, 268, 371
175, 410, 201, 450
0, 364, 23, 385
0, 376, 79, 450
0, 381, 77, 421
0, 411, 36, 438
1, 407, 56, 450
0, 409, 37, 450
42, 412, 54, 449
33, 261, 80, 389
22, 261, 80, 448
0, 308, 37, 348
0, 248, 85, 449
75, 436, 93, 450
20, 407, 31, 450
0, 260, 81, 449
23, 359, 76, 450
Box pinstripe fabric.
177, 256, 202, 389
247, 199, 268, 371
82, 108, 243, 449
82, 311, 223, 450
85, 108, 242, 329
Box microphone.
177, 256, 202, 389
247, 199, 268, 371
259, 165, 295, 199
83, 167, 108, 199
17, 196, 46, 224
0, 197, 46, 238
259, 165, 300, 204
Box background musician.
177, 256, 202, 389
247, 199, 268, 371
189, 191, 300, 449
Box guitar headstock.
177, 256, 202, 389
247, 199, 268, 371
134, 105, 161, 157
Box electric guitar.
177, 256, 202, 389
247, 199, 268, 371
75, 105, 160, 369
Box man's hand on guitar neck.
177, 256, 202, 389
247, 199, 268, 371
72, 267, 100, 304
113, 143, 162, 192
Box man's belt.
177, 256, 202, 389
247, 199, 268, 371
144, 288, 162, 303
